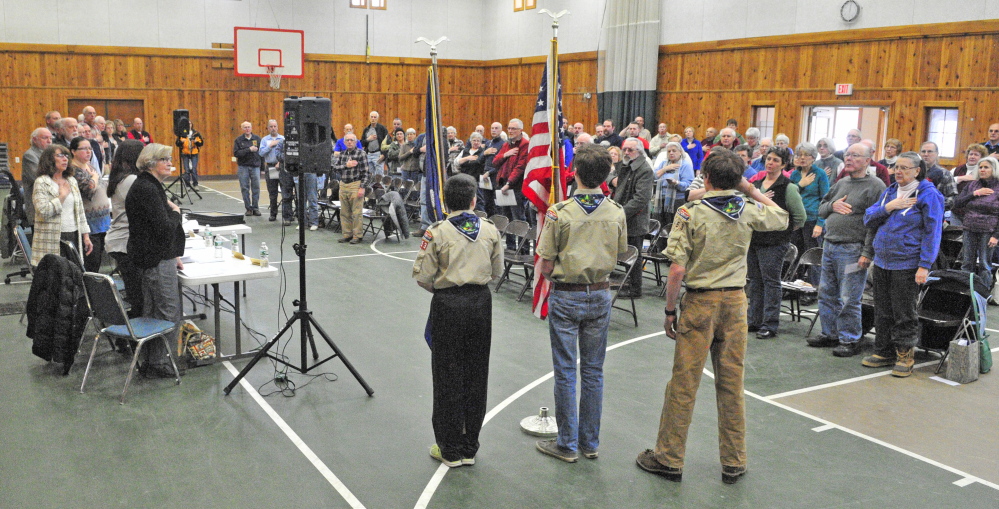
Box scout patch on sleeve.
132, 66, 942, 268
420, 240, 429, 250
423, 229, 434, 242
546, 208, 559, 222
676, 207, 691, 222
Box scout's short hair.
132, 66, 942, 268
701, 148, 742, 190
573, 144, 612, 188
444, 174, 477, 211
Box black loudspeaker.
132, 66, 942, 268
173, 109, 190, 137
283, 97, 332, 174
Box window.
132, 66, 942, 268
752, 106, 775, 140
350, 0, 385, 9
926, 108, 959, 158
514, 0, 536, 11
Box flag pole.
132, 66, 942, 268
416, 36, 450, 220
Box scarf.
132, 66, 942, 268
897, 179, 919, 200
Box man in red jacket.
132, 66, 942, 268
493, 118, 530, 247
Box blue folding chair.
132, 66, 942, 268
78, 272, 180, 404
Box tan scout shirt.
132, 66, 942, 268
536, 189, 628, 284
665, 190, 788, 289
412, 210, 504, 289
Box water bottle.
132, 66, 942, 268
259, 242, 269, 268
204, 225, 212, 247
231, 232, 239, 253
214, 233, 223, 258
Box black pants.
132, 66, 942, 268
266, 166, 296, 219
625, 235, 644, 290
109, 251, 143, 318
871, 265, 921, 355
430, 284, 492, 461
84, 232, 105, 273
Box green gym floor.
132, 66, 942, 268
2, 178, 997, 508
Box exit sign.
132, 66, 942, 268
835, 83, 854, 95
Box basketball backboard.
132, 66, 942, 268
233, 27, 305, 79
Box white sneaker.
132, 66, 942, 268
296, 225, 301, 230
309, 225, 318, 231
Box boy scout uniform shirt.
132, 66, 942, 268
412, 210, 504, 289
665, 190, 789, 289
536, 189, 628, 284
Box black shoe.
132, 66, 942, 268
252, 210, 262, 216
338, 237, 353, 243
832, 342, 862, 357
799, 295, 817, 306
807, 334, 839, 347
636, 450, 682, 482
617, 287, 642, 299
269, 215, 277, 222
722, 465, 747, 484
349, 238, 362, 245
748, 324, 761, 333
756, 329, 778, 339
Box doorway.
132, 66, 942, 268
66, 99, 145, 131
800, 105, 889, 158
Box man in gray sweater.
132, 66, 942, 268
810, 144, 886, 357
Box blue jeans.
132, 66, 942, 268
237, 165, 260, 212
181, 154, 199, 185
961, 230, 994, 285
818, 241, 867, 344
747, 242, 788, 333
301, 173, 319, 227
367, 152, 383, 177
548, 288, 612, 453
401, 170, 422, 184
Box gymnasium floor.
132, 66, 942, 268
1, 178, 997, 508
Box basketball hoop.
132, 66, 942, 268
266, 65, 283, 90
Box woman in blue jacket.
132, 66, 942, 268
681, 127, 703, 172
863, 151, 944, 378
790, 142, 830, 289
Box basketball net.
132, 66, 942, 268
266, 65, 283, 90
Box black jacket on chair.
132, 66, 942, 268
27, 253, 87, 375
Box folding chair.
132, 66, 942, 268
776, 244, 799, 311
609, 245, 641, 326
7, 225, 32, 286
641, 219, 667, 287
488, 214, 510, 237
494, 220, 532, 294
391, 177, 403, 190
917, 269, 990, 373
474, 210, 488, 218
78, 272, 180, 404
781, 246, 820, 336
360, 188, 388, 239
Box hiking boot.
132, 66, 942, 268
862, 352, 895, 368
807, 334, 839, 347
891, 347, 915, 377
429, 444, 461, 468
536, 439, 577, 463
635, 449, 682, 481
722, 465, 747, 484
832, 342, 862, 357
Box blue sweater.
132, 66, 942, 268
681, 139, 703, 170
790, 164, 830, 226
864, 179, 944, 271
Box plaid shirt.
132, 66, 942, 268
333, 147, 369, 187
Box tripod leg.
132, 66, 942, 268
305, 320, 319, 360
223, 315, 299, 395
307, 314, 374, 396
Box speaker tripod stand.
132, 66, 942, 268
164, 139, 203, 204
224, 169, 374, 397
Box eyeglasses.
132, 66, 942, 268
54, 153, 69, 159
622, 147, 640, 153
157, 157, 173, 163
895, 165, 918, 171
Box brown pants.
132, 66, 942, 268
655, 289, 747, 469
339, 180, 363, 239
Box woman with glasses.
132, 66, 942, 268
125, 144, 186, 378
878, 138, 903, 171
31, 145, 92, 266
863, 152, 944, 377
953, 156, 999, 285
747, 147, 806, 339
652, 142, 694, 228
69, 137, 111, 272
789, 142, 830, 292
815, 137, 844, 183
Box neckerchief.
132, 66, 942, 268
701, 195, 746, 221
574, 193, 605, 214
447, 212, 480, 241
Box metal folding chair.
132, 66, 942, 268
610, 245, 641, 326
14, 226, 34, 323
78, 272, 180, 404
781, 247, 821, 336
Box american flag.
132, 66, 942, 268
522, 39, 567, 319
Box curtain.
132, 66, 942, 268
596, 0, 661, 131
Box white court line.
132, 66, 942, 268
767, 359, 938, 400
371, 237, 420, 262
222, 361, 367, 509
812, 424, 836, 432
277, 251, 418, 264
198, 184, 245, 203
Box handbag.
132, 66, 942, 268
177, 322, 217, 366
944, 339, 979, 384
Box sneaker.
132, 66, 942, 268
460, 457, 475, 466
429, 444, 461, 468
338, 237, 352, 243
245, 210, 253, 216
581, 449, 598, 459
309, 225, 318, 231
536, 439, 577, 463
832, 342, 861, 357
862, 352, 896, 368
635, 449, 682, 481
252, 210, 262, 216
349, 238, 362, 245
807, 334, 839, 347
748, 324, 761, 333
756, 329, 778, 339
722, 465, 747, 484
891, 347, 915, 378
296, 225, 301, 230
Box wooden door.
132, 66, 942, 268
66, 99, 144, 129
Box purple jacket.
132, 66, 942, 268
953, 177, 999, 236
